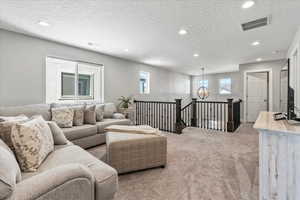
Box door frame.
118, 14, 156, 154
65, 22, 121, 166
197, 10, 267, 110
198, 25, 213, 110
243, 68, 273, 122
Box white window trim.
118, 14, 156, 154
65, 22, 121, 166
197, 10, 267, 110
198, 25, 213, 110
219, 78, 232, 95
139, 71, 150, 94
46, 56, 104, 104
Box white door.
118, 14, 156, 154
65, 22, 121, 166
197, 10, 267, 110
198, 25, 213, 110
246, 72, 269, 122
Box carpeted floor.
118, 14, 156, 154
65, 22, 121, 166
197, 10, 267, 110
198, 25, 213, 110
88, 124, 259, 200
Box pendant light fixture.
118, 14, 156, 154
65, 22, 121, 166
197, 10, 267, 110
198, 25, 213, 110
197, 67, 209, 100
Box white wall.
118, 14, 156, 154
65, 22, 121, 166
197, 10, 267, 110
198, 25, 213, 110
191, 60, 286, 121
191, 72, 241, 101
239, 59, 286, 113
0, 29, 191, 106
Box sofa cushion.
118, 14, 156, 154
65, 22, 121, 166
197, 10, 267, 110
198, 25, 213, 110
47, 121, 68, 145
22, 145, 118, 200
62, 125, 97, 141
11, 116, 54, 172
51, 107, 74, 128
0, 104, 51, 121
95, 104, 105, 122
96, 118, 131, 133
104, 103, 117, 118
0, 139, 22, 199
84, 105, 96, 125
72, 106, 85, 126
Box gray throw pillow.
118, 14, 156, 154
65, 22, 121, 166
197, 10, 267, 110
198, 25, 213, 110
71, 106, 85, 126
47, 121, 68, 145
104, 103, 117, 118
84, 105, 96, 125
95, 104, 104, 122
0, 139, 22, 199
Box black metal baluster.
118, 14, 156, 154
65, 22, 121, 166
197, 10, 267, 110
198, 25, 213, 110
137, 102, 139, 125
168, 103, 170, 132
224, 103, 226, 132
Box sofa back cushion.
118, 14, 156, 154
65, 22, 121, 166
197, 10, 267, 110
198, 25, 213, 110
104, 103, 117, 118
0, 104, 51, 121
47, 121, 68, 145
0, 139, 22, 199
95, 104, 105, 122
11, 116, 54, 172
84, 105, 96, 125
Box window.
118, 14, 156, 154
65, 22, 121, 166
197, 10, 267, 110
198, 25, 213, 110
46, 57, 103, 103
219, 78, 231, 94
198, 80, 208, 88
139, 71, 150, 94
61, 73, 94, 99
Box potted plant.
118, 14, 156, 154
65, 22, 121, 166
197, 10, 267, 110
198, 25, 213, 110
118, 96, 133, 113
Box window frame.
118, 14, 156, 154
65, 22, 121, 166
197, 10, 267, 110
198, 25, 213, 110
139, 71, 150, 94
219, 78, 232, 95
198, 79, 209, 88
60, 72, 95, 100
46, 56, 104, 103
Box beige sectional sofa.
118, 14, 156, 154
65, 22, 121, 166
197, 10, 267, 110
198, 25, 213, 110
0, 138, 118, 200
0, 103, 131, 149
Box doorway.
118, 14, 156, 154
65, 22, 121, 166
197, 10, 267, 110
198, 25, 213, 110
245, 71, 270, 122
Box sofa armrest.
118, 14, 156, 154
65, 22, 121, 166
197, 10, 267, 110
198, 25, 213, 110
12, 164, 95, 200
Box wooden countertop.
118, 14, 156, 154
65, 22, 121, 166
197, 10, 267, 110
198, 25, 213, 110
254, 111, 300, 135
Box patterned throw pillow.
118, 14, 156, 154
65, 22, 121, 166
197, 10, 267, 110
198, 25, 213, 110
51, 107, 74, 128
84, 105, 96, 125
11, 116, 54, 172
0, 115, 29, 150
71, 106, 85, 126
95, 104, 104, 122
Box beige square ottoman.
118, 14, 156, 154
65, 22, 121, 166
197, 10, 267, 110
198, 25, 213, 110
106, 132, 167, 174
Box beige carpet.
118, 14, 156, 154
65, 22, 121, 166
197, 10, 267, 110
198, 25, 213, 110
88, 124, 259, 200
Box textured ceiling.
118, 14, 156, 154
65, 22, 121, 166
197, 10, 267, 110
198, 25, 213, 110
0, 0, 300, 74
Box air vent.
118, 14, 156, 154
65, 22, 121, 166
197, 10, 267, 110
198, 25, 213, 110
241, 17, 270, 31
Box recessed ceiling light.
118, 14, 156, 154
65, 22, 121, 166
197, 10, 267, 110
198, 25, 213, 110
38, 21, 50, 27
272, 50, 279, 54
256, 58, 262, 62
178, 29, 188, 35
251, 41, 260, 46
124, 49, 129, 52
193, 53, 199, 57
242, 0, 255, 9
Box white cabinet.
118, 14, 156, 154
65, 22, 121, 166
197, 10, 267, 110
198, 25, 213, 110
254, 112, 300, 200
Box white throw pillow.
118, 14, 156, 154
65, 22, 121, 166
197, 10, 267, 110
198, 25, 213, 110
112, 113, 126, 119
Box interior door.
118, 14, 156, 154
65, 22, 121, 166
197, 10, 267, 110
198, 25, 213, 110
246, 72, 269, 122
